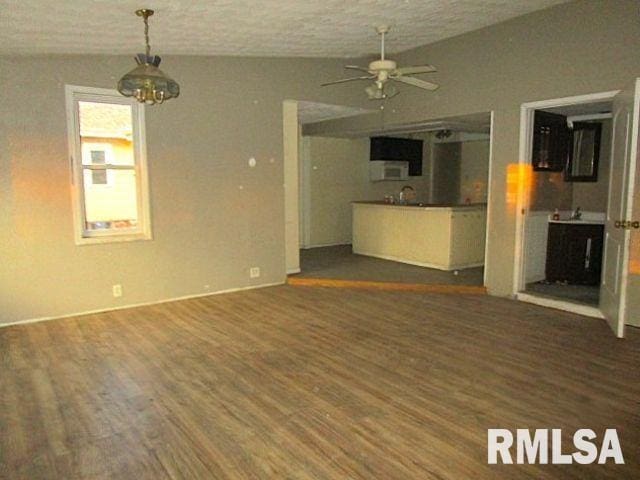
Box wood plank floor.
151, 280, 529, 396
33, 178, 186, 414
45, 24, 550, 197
1, 285, 638, 479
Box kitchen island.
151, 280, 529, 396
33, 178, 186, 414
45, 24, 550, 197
352, 201, 487, 271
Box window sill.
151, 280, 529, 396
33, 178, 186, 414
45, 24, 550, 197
75, 232, 152, 246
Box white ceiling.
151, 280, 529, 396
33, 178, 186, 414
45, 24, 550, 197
0, 0, 568, 57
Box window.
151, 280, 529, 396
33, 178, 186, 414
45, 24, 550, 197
81, 143, 114, 186
65, 85, 151, 244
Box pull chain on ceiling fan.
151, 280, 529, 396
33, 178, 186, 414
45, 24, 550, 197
322, 25, 439, 100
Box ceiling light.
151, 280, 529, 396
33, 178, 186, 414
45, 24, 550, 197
117, 9, 180, 105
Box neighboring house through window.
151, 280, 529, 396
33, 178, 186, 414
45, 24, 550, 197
81, 143, 114, 186
65, 85, 151, 244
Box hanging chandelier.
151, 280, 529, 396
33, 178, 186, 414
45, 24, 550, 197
117, 9, 180, 105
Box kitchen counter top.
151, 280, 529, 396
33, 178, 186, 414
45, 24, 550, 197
547, 211, 605, 225
548, 219, 605, 225
352, 201, 487, 210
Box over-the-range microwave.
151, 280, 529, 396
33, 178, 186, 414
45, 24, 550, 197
369, 160, 409, 181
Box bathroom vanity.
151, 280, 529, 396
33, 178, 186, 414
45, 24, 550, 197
545, 219, 604, 285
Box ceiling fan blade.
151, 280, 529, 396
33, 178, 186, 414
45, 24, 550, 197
345, 65, 371, 73
394, 65, 437, 75
321, 75, 375, 86
392, 75, 439, 91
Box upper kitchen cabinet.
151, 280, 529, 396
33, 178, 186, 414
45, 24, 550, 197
532, 110, 569, 172
370, 137, 423, 176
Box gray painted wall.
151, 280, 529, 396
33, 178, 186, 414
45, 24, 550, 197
297, 0, 640, 306
0, 55, 369, 324
2, 0, 639, 324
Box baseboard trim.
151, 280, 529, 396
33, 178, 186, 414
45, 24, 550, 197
286, 268, 301, 274
0, 281, 285, 329
301, 242, 351, 249
516, 292, 604, 319
288, 277, 487, 295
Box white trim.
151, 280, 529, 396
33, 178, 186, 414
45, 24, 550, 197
483, 111, 495, 287
615, 79, 640, 331
513, 90, 619, 297
65, 84, 152, 246
353, 250, 484, 271
0, 281, 284, 329
287, 268, 301, 275
516, 292, 604, 319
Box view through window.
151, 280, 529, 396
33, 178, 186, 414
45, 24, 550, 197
66, 86, 150, 243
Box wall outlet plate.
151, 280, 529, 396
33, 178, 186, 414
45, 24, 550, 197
249, 267, 261, 278
112, 284, 123, 297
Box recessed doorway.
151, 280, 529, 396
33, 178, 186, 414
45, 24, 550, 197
292, 108, 495, 291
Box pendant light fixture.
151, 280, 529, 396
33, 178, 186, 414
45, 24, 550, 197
117, 9, 180, 105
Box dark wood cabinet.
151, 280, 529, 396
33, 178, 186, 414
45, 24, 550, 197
532, 111, 569, 172
370, 137, 423, 176
545, 223, 604, 285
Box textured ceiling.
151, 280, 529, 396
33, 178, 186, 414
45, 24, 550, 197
0, 0, 568, 57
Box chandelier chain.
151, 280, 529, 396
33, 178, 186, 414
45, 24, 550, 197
144, 16, 150, 58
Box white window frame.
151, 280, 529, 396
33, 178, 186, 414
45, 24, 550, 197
65, 85, 152, 245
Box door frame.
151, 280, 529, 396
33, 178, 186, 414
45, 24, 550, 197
283, 100, 301, 275
513, 90, 620, 315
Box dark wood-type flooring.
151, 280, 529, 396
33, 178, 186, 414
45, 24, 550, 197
1, 285, 638, 479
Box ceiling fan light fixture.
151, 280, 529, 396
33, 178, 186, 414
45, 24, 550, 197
365, 81, 398, 100
322, 26, 438, 99
384, 82, 398, 98
117, 9, 180, 105
365, 84, 384, 100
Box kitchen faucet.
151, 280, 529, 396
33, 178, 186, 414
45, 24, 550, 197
398, 185, 415, 205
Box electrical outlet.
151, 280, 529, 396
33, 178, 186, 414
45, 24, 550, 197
112, 284, 123, 298
249, 267, 261, 278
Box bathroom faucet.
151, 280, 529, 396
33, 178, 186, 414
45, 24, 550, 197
572, 206, 582, 220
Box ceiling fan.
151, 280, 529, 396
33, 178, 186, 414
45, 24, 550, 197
322, 25, 439, 100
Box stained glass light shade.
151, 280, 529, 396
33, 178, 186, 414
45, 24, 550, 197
117, 10, 180, 105
118, 54, 180, 105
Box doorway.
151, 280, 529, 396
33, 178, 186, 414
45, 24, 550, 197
294, 110, 495, 290
514, 85, 639, 337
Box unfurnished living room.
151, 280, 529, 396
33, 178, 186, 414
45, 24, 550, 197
1, 1, 639, 479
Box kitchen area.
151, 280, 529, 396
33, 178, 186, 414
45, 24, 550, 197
295, 114, 491, 287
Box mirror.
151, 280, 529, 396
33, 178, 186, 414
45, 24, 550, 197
565, 122, 601, 182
